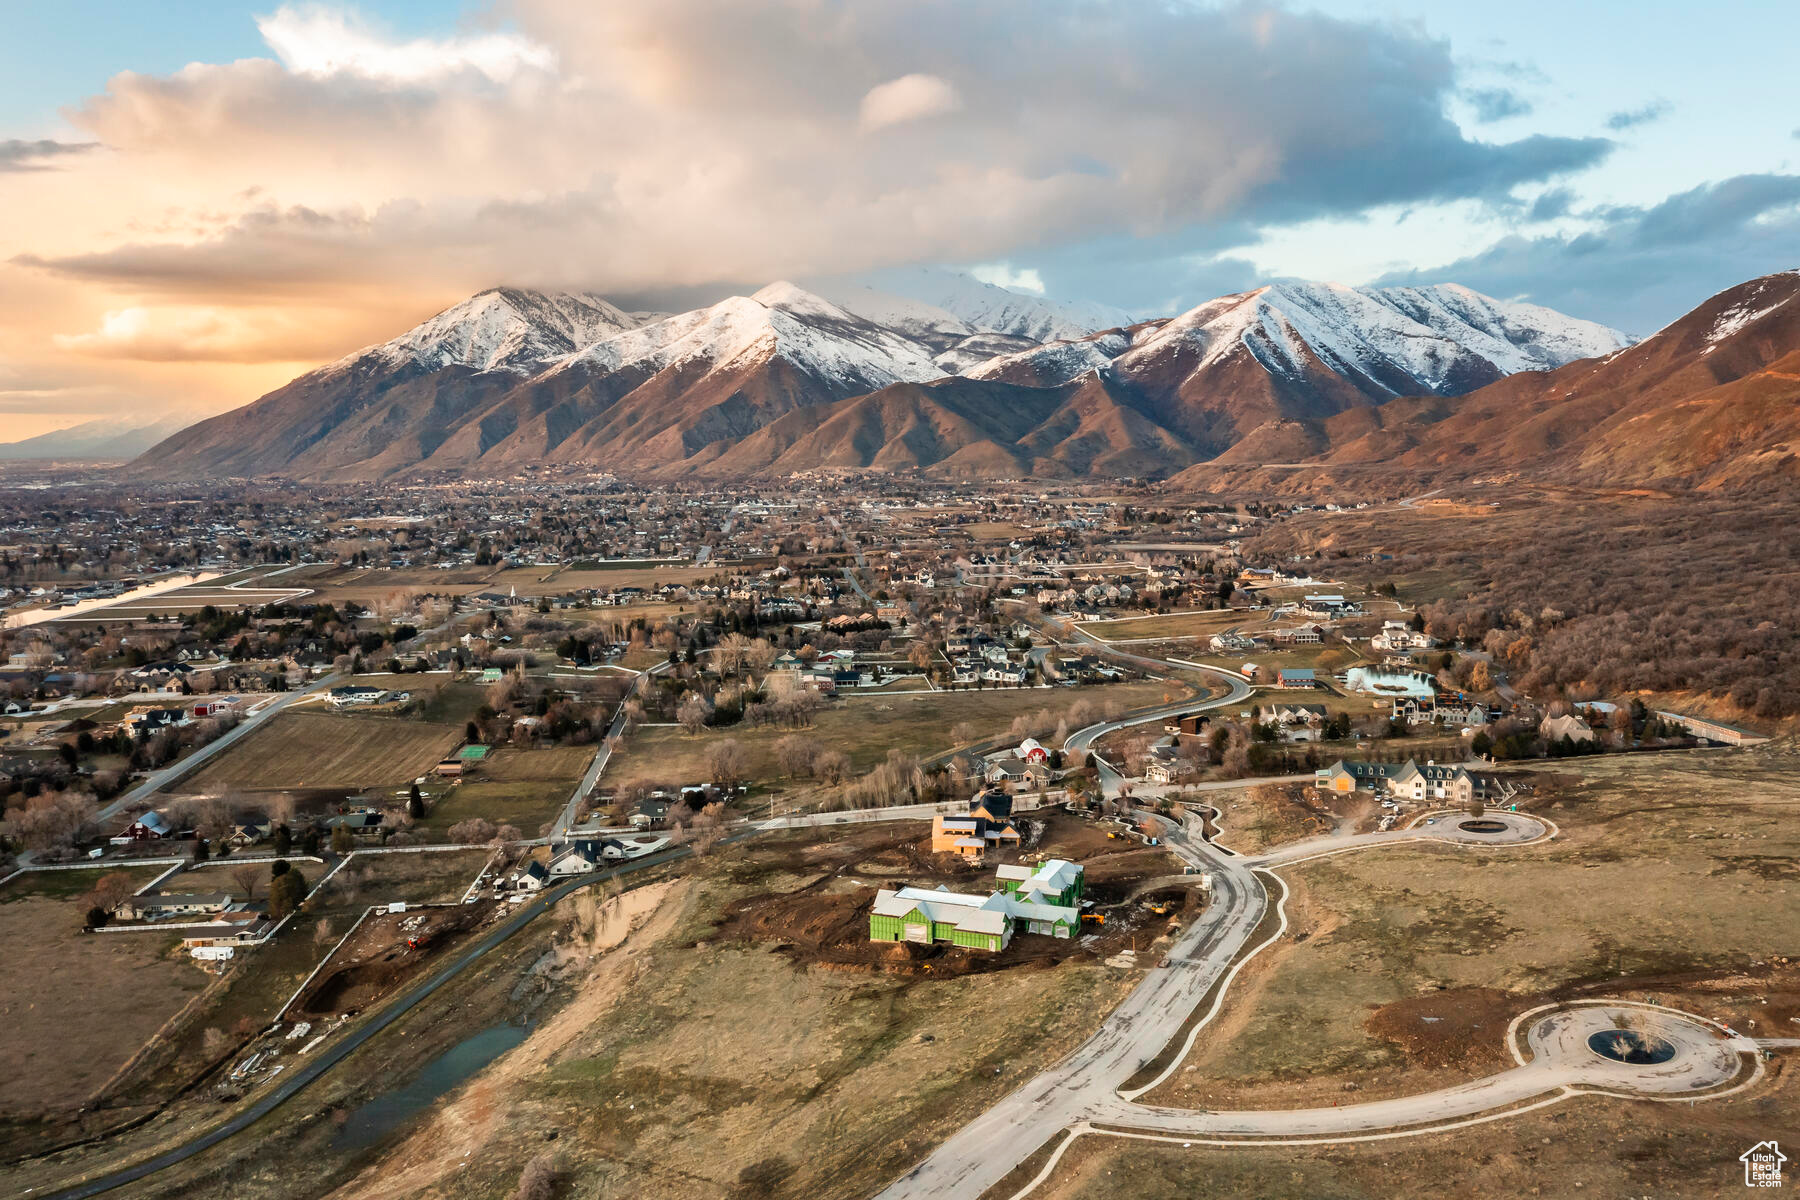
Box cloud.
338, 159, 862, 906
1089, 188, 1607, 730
257, 4, 554, 84
52, 305, 361, 362
1465, 87, 1533, 123
1374, 173, 1800, 334
968, 262, 1043, 293
15, 0, 1610, 308
0, 138, 99, 173
1605, 100, 1671, 131
1527, 187, 1576, 222
859, 74, 960, 131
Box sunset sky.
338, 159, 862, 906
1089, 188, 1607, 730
4, 0, 1797, 440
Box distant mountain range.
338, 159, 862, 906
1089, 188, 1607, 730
131, 267, 1800, 489
1, 414, 195, 461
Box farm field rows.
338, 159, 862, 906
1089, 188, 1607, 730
174, 711, 462, 793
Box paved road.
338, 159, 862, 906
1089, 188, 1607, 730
872, 811, 1267, 1200
32, 840, 717, 1200
551, 659, 672, 838
1083, 1001, 1745, 1138
1248, 810, 1550, 867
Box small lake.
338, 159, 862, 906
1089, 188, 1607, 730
332, 1022, 529, 1152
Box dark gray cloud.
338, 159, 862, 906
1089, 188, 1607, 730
1373, 173, 1800, 334
1466, 87, 1534, 123
1527, 187, 1577, 222
1605, 101, 1671, 131
0, 138, 98, 173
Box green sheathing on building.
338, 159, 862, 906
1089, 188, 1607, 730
869, 912, 911, 941
867, 908, 1004, 951
949, 925, 1004, 951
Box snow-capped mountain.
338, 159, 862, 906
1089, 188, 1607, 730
366, 286, 642, 374
979, 282, 1630, 396
548, 282, 944, 396
829, 268, 1139, 342
132, 273, 1662, 482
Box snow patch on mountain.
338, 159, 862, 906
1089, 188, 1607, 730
1118, 282, 1631, 395
850, 267, 1139, 341
810, 282, 975, 341
361, 287, 643, 374
966, 330, 1133, 385
553, 283, 946, 392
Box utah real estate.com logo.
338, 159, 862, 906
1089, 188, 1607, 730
1742, 1140, 1786, 1188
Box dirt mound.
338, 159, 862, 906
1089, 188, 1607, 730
297, 905, 488, 1017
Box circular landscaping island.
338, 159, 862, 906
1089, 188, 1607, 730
1587, 1029, 1677, 1064
1457, 819, 1509, 834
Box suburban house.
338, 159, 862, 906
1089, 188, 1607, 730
328, 684, 389, 708
982, 753, 1049, 788
869, 861, 1085, 950
325, 809, 386, 840
1371, 621, 1436, 652
1387, 759, 1497, 805
115, 891, 235, 922
1316, 758, 1496, 806
930, 791, 1023, 860
1539, 713, 1597, 744
1275, 668, 1317, 689
1315, 759, 1402, 795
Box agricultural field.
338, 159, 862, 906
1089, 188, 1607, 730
611, 679, 1183, 792
0, 867, 202, 1123
1074, 607, 1261, 642
174, 711, 462, 793
488, 564, 719, 596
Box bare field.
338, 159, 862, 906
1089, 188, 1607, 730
490, 564, 718, 595
478, 745, 594, 782
1075, 608, 1260, 642
613, 680, 1182, 788
0, 875, 205, 1116
418, 780, 568, 836
176, 711, 462, 793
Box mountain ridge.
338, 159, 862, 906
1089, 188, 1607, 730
128, 272, 1794, 490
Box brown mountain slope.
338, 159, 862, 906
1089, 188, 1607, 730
1387, 271, 1800, 485
1165, 270, 1800, 492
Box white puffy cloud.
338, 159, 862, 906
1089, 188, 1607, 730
257, 4, 554, 83
859, 74, 960, 132
969, 262, 1045, 294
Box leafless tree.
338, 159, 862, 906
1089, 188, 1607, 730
230, 865, 262, 901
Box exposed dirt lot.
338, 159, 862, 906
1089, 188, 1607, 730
715, 812, 1190, 976
295, 903, 495, 1018
177, 711, 463, 793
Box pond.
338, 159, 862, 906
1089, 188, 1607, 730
332, 1022, 529, 1153
1586, 1028, 1676, 1065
